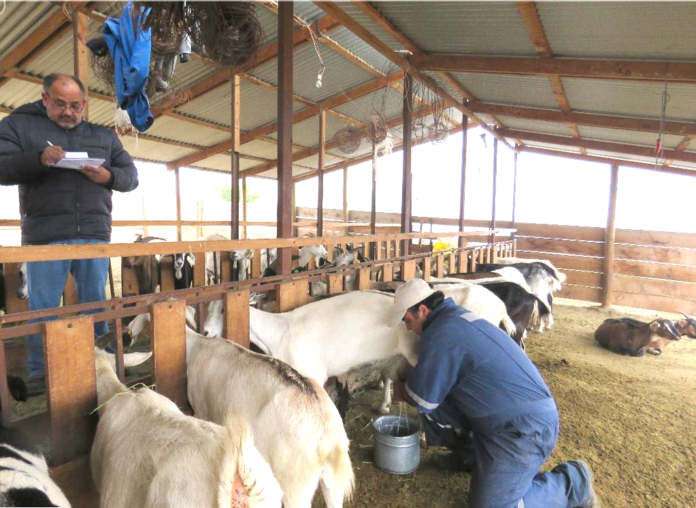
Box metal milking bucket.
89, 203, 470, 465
372, 415, 421, 475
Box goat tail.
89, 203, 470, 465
500, 313, 517, 338
323, 438, 355, 504
220, 413, 283, 508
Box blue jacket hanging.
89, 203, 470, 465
102, 2, 154, 132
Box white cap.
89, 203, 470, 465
389, 278, 436, 327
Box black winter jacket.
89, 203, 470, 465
0, 100, 138, 245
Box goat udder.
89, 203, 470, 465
230, 476, 249, 508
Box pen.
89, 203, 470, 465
47, 141, 54, 146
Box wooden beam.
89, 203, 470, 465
491, 137, 498, 244
277, 1, 294, 275
401, 73, 413, 256
151, 300, 187, 409
312, 1, 515, 151
72, 9, 89, 119
0, 5, 85, 76
411, 54, 696, 83
603, 164, 619, 308
500, 128, 696, 164
512, 149, 518, 238
230, 75, 241, 240
317, 109, 326, 236
343, 166, 349, 223
458, 113, 468, 249
166, 70, 404, 169
521, 146, 696, 178
468, 102, 696, 137
370, 142, 377, 242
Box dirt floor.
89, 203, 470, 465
5, 299, 696, 507
317, 300, 696, 508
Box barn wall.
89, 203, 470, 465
299, 207, 696, 315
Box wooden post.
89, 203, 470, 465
343, 166, 349, 224
328, 274, 343, 294
317, 109, 326, 236
371, 142, 377, 259
151, 300, 187, 409
603, 164, 620, 309
224, 289, 250, 348
469, 250, 477, 272
402, 260, 416, 281
142, 197, 149, 237
422, 257, 431, 281
63, 274, 78, 307
45, 315, 97, 465
231, 74, 241, 240
448, 252, 456, 275
72, 9, 89, 120
277, 1, 294, 275
242, 177, 248, 239
490, 137, 498, 245
401, 73, 413, 257
436, 254, 444, 278
458, 112, 468, 271
358, 268, 371, 290
159, 255, 176, 292
278, 279, 308, 312
511, 147, 518, 243
381, 262, 393, 282
196, 201, 204, 239
251, 249, 262, 279
0, 340, 9, 427
175, 168, 182, 241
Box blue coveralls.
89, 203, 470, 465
405, 298, 592, 508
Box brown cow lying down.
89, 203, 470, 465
595, 317, 681, 356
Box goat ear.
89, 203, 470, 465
123, 352, 152, 368
187, 253, 196, 266
94, 331, 114, 350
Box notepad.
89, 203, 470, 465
52, 152, 105, 170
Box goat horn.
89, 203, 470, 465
676, 311, 691, 320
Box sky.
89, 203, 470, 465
1, 125, 695, 246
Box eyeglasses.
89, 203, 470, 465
47, 98, 84, 114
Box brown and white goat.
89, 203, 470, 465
595, 317, 682, 356
645, 312, 696, 354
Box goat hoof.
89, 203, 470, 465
647, 349, 662, 356
378, 405, 390, 415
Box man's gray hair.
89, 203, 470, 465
43, 73, 86, 97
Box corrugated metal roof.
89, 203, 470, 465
146, 116, 230, 147
374, 1, 537, 56
0, 80, 43, 109
522, 141, 582, 155
327, 27, 395, 74
240, 139, 283, 161
196, 153, 235, 173
294, 153, 345, 170
538, 2, 696, 60
333, 3, 404, 52
87, 98, 118, 127
451, 73, 559, 109
0, 2, 57, 62
563, 79, 696, 122
255, 5, 279, 47
333, 85, 404, 125
22, 30, 73, 77
495, 116, 576, 137
250, 42, 377, 103
121, 136, 198, 163
577, 126, 683, 151
294, 2, 325, 24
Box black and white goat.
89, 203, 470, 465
201, 233, 254, 283
123, 235, 166, 295
0, 424, 70, 507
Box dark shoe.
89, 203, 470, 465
26, 375, 46, 397
571, 460, 601, 508
431, 451, 474, 472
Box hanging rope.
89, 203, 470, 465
655, 82, 670, 169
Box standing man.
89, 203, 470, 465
0, 73, 139, 396
390, 278, 598, 508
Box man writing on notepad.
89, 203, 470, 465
0, 73, 138, 396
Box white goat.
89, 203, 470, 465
203, 290, 419, 415
494, 257, 567, 284
92, 349, 282, 508
186, 328, 354, 508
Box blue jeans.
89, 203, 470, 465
426, 398, 593, 508
26, 239, 109, 377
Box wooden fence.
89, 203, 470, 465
298, 207, 696, 315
